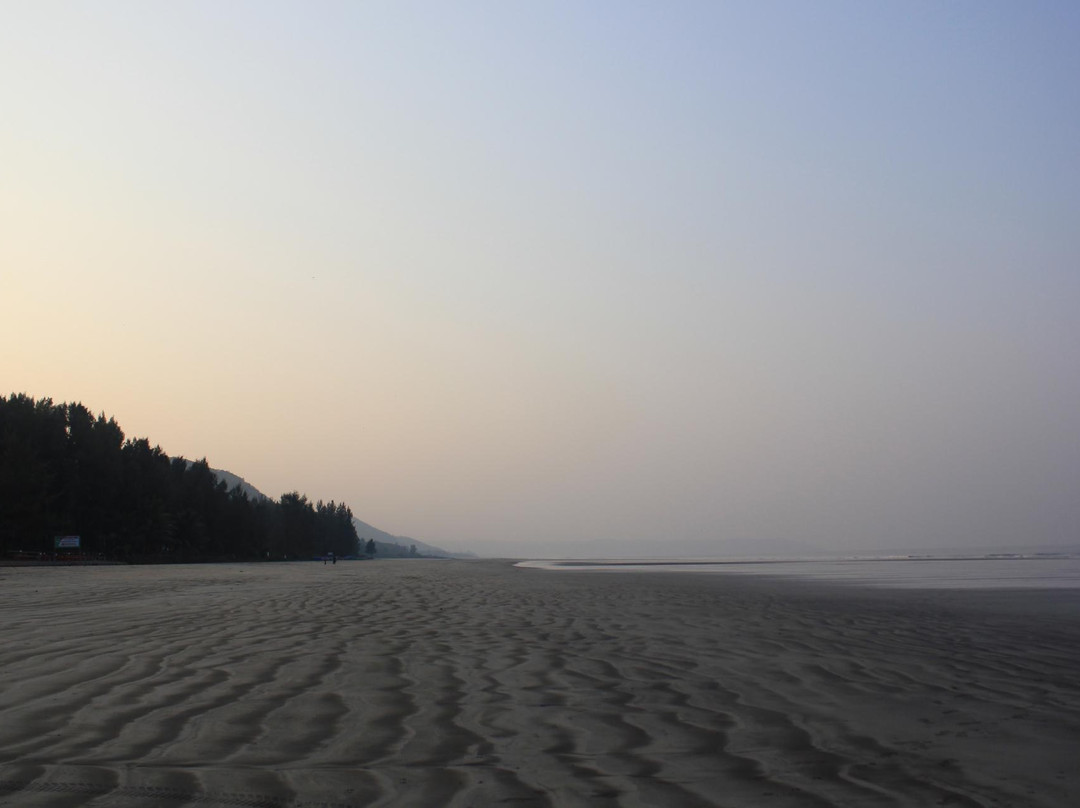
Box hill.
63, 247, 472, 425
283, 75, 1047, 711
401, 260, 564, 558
205, 467, 469, 559
350, 516, 473, 559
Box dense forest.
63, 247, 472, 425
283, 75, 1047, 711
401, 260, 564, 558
0, 394, 362, 562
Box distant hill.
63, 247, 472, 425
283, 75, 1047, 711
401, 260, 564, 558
204, 466, 470, 559
349, 516, 474, 559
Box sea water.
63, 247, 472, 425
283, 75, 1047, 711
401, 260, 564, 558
516, 554, 1080, 589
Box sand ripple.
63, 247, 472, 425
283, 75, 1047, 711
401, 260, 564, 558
1, 561, 1078, 806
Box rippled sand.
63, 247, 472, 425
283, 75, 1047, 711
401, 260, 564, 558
1, 559, 1078, 807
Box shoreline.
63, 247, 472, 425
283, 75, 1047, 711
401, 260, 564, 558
519, 554, 1080, 590
2, 559, 1078, 807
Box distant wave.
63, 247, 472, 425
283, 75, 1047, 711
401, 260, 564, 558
516, 554, 1080, 589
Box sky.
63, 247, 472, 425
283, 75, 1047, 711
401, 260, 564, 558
3, 1, 1078, 558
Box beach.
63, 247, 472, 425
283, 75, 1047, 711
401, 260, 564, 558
1, 560, 1078, 807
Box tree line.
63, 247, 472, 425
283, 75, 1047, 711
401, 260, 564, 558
0, 394, 363, 562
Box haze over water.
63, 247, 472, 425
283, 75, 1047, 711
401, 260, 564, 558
3, 3, 1078, 558
520, 554, 1080, 589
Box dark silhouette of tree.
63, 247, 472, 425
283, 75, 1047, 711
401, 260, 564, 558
0, 394, 366, 563
312, 500, 355, 558
365, 538, 376, 556
0, 395, 67, 555
280, 492, 316, 560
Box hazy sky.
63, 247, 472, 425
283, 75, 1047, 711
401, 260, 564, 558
3, 2, 1078, 557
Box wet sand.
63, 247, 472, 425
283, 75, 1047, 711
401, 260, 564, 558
1, 559, 1078, 807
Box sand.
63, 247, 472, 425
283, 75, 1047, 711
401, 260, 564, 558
1, 560, 1078, 807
